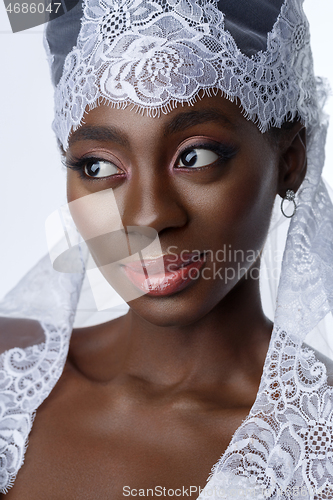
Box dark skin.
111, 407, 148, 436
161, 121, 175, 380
2, 95, 307, 499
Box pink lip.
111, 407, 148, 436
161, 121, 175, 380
121, 253, 206, 297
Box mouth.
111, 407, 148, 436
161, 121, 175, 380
120, 252, 206, 297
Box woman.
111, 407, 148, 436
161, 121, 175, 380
1, 0, 333, 498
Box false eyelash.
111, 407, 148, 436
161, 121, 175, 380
178, 142, 237, 161
62, 156, 91, 180
175, 142, 238, 171
63, 155, 99, 171
62, 155, 124, 181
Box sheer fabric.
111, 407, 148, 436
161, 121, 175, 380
48, 0, 318, 150
0, 255, 84, 492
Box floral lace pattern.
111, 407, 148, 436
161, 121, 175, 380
0, 256, 84, 493
198, 328, 333, 499
51, 0, 318, 149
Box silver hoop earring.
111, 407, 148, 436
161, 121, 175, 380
281, 189, 297, 218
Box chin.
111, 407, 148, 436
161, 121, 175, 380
125, 283, 224, 328
129, 300, 206, 328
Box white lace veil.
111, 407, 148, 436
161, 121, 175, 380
1, 0, 333, 497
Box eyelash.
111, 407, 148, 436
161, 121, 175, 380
64, 142, 237, 180
63, 156, 124, 181
177, 142, 236, 171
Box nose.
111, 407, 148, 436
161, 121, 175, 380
117, 169, 188, 235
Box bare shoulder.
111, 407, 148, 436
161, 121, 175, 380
0, 317, 45, 356
68, 314, 129, 381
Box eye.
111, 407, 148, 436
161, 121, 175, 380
177, 149, 219, 169
84, 160, 121, 178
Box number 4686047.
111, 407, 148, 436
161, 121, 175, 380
6, 2, 61, 13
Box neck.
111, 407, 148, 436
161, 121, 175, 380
70, 272, 272, 398
120, 275, 272, 391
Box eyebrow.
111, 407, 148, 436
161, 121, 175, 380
163, 109, 235, 135
68, 108, 235, 147
68, 125, 130, 148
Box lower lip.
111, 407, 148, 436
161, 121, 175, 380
121, 255, 206, 297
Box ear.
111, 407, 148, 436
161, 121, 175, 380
277, 124, 307, 198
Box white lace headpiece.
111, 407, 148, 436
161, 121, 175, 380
1, 0, 333, 497
48, 0, 319, 150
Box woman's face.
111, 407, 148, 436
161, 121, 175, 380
66, 95, 281, 326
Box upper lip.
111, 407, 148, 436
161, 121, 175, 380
122, 252, 205, 274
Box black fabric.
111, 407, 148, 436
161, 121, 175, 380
218, 0, 285, 56
46, 0, 285, 87
46, 0, 83, 86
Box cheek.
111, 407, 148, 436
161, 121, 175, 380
183, 157, 278, 254
232, 172, 276, 251
67, 171, 83, 205
67, 174, 124, 250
